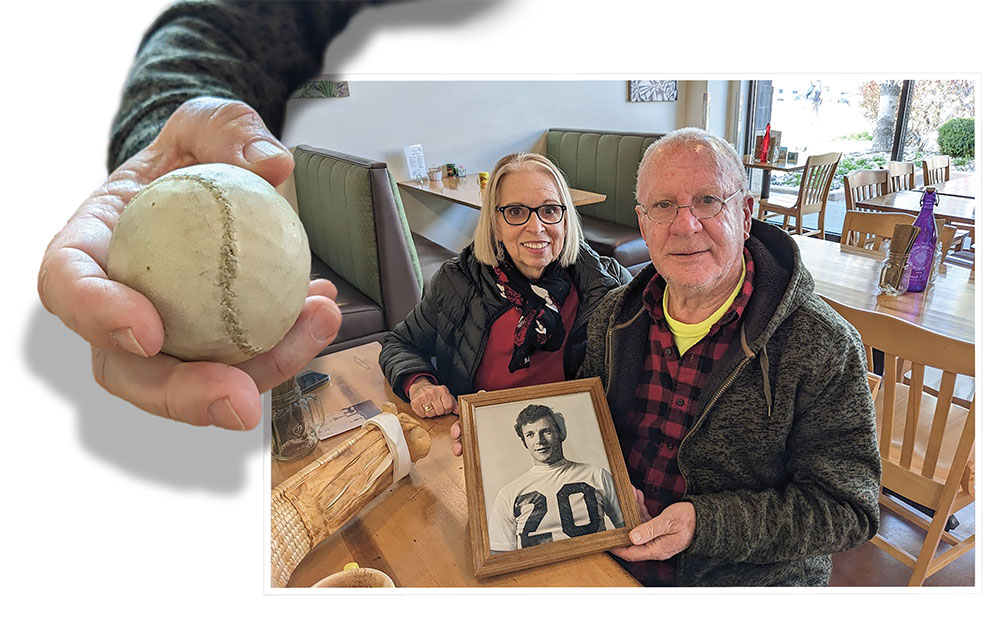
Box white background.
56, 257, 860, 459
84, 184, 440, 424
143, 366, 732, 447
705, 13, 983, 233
2, 0, 994, 614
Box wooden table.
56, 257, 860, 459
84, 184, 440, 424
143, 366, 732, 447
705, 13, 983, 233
855, 190, 975, 227
272, 342, 639, 588
794, 236, 975, 342
399, 176, 606, 210
917, 174, 978, 199
743, 157, 806, 200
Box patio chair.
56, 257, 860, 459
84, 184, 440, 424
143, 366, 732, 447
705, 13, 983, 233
922, 155, 951, 185
887, 161, 916, 192
822, 296, 975, 586
843, 169, 889, 212
757, 152, 841, 239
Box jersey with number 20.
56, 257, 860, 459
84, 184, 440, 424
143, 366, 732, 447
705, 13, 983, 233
488, 459, 624, 552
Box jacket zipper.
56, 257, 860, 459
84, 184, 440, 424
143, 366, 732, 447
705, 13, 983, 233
568, 300, 599, 341
676, 353, 753, 485
467, 309, 506, 390
673, 351, 753, 583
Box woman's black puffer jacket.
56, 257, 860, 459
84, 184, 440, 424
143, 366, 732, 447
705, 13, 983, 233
379, 241, 631, 401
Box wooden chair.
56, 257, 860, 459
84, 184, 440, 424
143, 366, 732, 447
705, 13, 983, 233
840, 211, 917, 253
887, 161, 916, 192
757, 152, 841, 239
840, 211, 958, 264
823, 297, 975, 586
922, 155, 951, 185
843, 169, 889, 212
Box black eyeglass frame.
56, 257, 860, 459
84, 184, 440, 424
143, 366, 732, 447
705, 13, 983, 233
495, 204, 567, 226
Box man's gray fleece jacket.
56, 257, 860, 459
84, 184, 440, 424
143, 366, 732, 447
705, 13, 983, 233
577, 220, 881, 586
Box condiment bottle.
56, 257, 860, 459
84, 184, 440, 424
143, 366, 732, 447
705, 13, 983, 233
906, 188, 938, 292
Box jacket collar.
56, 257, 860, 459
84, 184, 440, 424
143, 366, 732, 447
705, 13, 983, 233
461, 241, 623, 314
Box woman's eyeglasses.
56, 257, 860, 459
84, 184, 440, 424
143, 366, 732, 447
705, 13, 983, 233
496, 204, 566, 226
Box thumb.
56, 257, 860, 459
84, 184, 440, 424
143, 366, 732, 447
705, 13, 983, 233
628, 515, 670, 546
157, 96, 294, 187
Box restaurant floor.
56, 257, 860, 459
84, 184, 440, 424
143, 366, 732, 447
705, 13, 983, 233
829, 501, 975, 586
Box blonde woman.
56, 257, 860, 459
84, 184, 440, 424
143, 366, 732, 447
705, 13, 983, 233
379, 153, 630, 417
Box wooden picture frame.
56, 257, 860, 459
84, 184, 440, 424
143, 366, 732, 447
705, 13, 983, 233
460, 378, 641, 579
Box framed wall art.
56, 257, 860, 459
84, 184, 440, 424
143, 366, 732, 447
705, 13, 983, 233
627, 80, 678, 102
290, 80, 350, 99
460, 378, 640, 579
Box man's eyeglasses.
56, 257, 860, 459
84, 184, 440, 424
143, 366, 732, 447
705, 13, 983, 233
638, 189, 742, 224
496, 204, 566, 226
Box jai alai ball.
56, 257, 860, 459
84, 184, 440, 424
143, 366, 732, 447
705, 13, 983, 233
107, 163, 311, 364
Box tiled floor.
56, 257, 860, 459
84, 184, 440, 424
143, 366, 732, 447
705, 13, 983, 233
829, 500, 975, 586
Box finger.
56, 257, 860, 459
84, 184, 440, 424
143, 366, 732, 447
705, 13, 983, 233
92, 345, 261, 430
638, 501, 652, 523
630, 486, 651, 522
308, 278, 338, 302
427, 388, 452, 417
410, 389, 432, 418
162, 97, 294, 187
450, 420, 463, 457
435, 391, 456, 416
39, 195, 165, 356
238, 295, 341, 393
610, 543, 667, 562
613, 533, 686, 562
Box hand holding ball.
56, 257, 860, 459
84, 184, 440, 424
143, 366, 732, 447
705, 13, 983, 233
107, 163, 311, 364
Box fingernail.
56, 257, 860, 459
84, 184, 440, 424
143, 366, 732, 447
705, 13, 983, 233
110, 327, 148, 357
630, 530, 643, 544
207, 398, 247, 430
309, 305, 339, 343
244, 140, 286, 163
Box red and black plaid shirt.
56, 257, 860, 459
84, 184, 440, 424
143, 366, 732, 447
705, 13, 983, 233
620, 248, 755, 586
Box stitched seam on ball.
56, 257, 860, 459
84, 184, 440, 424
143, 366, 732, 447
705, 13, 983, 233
162, 174, 264, 357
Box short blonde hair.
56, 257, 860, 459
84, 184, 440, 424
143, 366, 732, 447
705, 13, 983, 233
473, 152, 583, 268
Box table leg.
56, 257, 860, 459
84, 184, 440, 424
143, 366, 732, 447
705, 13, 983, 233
760, 170, 771, 200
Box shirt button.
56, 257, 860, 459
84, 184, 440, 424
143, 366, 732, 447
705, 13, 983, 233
676, 398, 685, 407
666, 441, 676, 450
664, 348, 672, 356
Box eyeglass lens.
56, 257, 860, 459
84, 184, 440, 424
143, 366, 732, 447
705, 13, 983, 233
499, 205, 565, 225
644, 191, 738, 223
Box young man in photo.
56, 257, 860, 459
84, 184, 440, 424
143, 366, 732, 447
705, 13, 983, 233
488, 404, 624, 552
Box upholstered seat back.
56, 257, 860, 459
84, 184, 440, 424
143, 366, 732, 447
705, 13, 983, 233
545, 128, 661, 230
293, 146, 422, 347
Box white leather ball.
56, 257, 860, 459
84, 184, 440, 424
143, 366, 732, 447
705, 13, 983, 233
108, 163, 311, 364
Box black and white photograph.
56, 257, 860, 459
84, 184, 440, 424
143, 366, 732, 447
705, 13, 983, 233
480, 394, 624, 552
460, 379, 640, 578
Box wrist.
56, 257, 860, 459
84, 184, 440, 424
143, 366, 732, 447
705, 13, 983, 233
403, 373, 439, 399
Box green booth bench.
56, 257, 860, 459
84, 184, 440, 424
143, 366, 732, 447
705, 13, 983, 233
545, 127, 661, 274
293, 145, 456, 354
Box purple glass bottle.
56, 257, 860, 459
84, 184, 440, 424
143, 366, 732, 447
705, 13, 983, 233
907, 188, 938, 292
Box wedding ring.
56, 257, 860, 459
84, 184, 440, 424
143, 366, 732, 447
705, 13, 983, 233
422, 404, 434, 412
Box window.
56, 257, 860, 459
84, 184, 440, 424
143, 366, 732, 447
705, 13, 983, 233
744, 78, 975, 237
